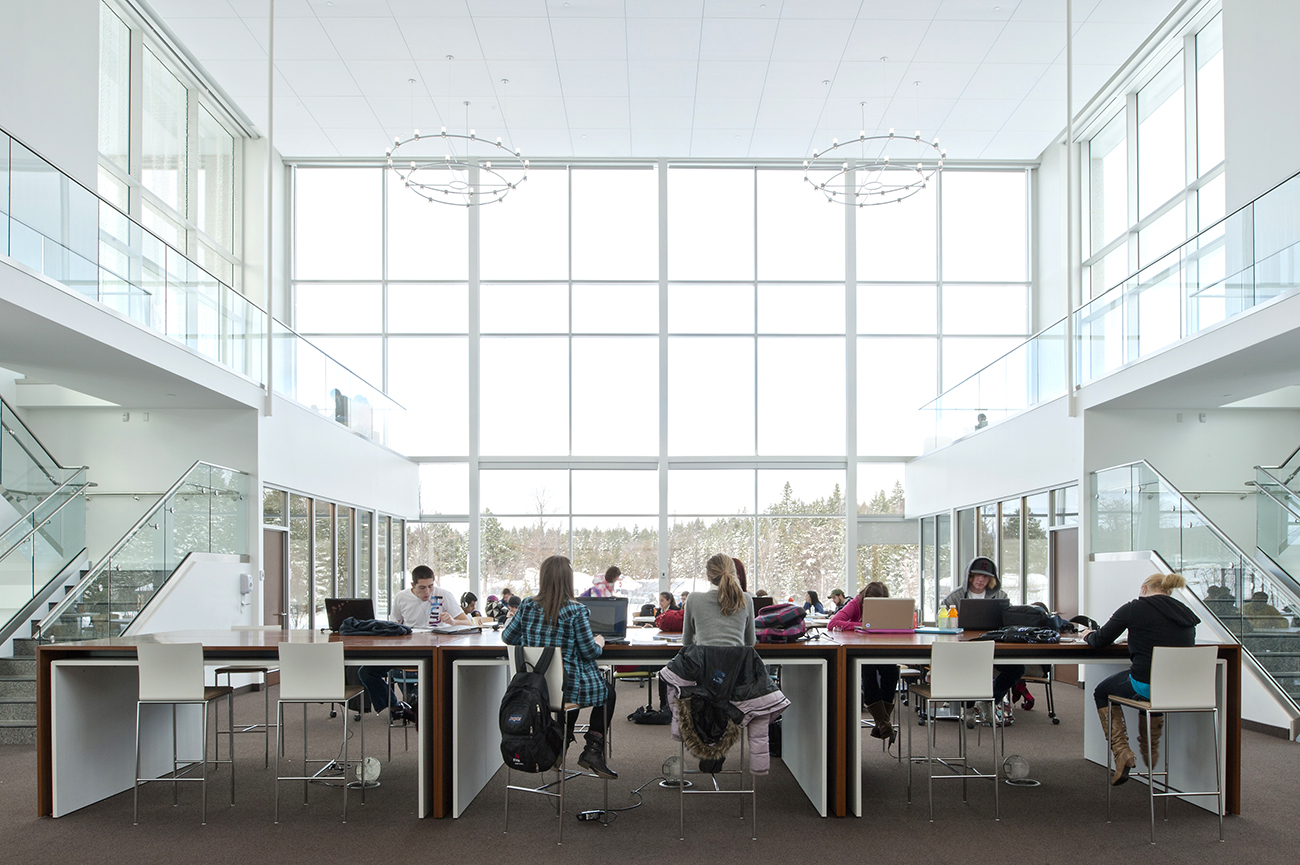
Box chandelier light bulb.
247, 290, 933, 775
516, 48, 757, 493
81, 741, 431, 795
441, 126, 447, 136
832, 137, 838, 145
888, 128, 895, 136
469, 129, 476, 138
414, 130, 420, 138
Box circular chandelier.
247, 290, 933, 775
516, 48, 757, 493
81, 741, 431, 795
386, 65, 528, 207
804, 127, 944, 206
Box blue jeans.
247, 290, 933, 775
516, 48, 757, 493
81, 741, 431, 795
358, 665, 414, 711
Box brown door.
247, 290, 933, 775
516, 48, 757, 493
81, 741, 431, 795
263, 527, 288, 627
1051, 526, 1080, 685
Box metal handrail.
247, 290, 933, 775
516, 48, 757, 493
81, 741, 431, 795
1253, 467, 1300, 524
36, 460, 249, 638
0, 471, 89, 562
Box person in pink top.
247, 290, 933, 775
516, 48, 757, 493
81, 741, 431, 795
830, 581, 901, 744
580, 566, 621, 598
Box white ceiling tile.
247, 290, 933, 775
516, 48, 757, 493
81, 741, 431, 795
229, 0, 313, 14
202, 61, 292, 98
1001, 99, 1066, 133
546, 0, 627, 18
839, 18, 930, 63
762, 62, 842, 98
1026, 62, 1117, 106
497, 96, 569, 126
933, 0, 1015, 21
268, 127, 339, 157
626, 18, 703, 62
395, 18, 486, 61
817, 97, 889, 129
855, 0, 942, 20
982, 129, 1058, 159
695, 62, 769, 98
913, 20, 1006, 64
627, 61, 699, 97
483, 61, 565, 96
323, 126, 394, 156
985, 22, 1065, 64
168, 18, 265, 61
345, 60, 424, 96
366, 95, 445, 128
938, 98, 1020, 130
557, 61, 629, 96
564, 97, 630, 127
768, 19, 851, 62
698, 19, 779, 62
961, 63, 1049, 100
1071, 21, 1148, 66
702, 0, 781, 18
413, 58, 498, 97
151, 0, 237, 16
238, 96, 319, 130
929, 128, 995, 156
301, 96, 379, 127
746, 129, 813, 159
387, 1, 473, 15
245, 17, 339, 60
627, 0, 704, 17
319, 18, 411, 60
629, 128, 693, 157
779, 0, 866, 18
507, 128, 574, 155
895, 62, 979, 98
550, 19, 628, 61
691, 97, 761, 129
1089, 0, 1179, 24
829, 61, 910, 99
690, 128, 752, 157
276, 60, 363, 97
1009, 0, 1100, 22
753, 97, 826, 131
630, 97, 697, 128
473, 18, 557, 60
878, 97, 957, 130
466, 0, 550, 16
309, 0, 394, 17
571, 128, 632, 156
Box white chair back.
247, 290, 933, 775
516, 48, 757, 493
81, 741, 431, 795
1149, 646, 1218, 711
137, 642, 205, 702
507, 646, 566, 711
278, 642, 346, 702
928, 641, 994, 701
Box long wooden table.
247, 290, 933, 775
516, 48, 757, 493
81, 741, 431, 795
35, 628, 1242, 819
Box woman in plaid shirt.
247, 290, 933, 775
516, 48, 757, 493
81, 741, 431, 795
501, 555, 618, 779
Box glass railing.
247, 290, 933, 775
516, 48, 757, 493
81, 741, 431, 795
1255, 467, 1300, 580
921, 318, 1067, 447
1092, 460, 1300, 704
1, 395, 83, 528
921, 169, 1300, 451
1, 127, 402, 447
0, 469, 88, 639
36, 462, 249, 643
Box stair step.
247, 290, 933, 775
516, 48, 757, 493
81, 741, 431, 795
0, 700, 36, 722
0, 676, 36, 699
0, 658, 35, 676
12, 638, 37, 657
0, 721, 37, 745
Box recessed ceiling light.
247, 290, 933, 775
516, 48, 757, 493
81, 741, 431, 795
880, 56, 888, 62
822, 79, 830, 85
501, 78, 509, 85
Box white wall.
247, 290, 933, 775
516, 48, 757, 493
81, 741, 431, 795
1223, 0, 1300, 211
1032, 136, 1067, 331
260, 396, 419, 518
125, 553, 255, 635
906, 396, 1083, 517
0, 0, 100, 188
240, 140, 287, 316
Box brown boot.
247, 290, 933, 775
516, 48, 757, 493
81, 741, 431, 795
1137, 713, 1164, 768
1097, 706, 1136, 785
866, 701, 896, 743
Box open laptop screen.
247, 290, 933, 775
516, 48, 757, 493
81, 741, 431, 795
325, 598, 376, 632
577, 597, 628, 638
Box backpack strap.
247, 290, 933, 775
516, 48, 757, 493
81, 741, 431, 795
514, 645, 556, 676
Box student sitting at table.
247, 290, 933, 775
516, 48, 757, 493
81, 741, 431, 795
828, 588, 847, 612
502, 554, 618, 779
941, 557, 1023, 728
683, 554, 756, 647
829, 582, 900, 744
658, 591, 679, 614
803, 591, 824, 615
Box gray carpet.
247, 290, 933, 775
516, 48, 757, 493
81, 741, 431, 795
1, 680, 1296, 865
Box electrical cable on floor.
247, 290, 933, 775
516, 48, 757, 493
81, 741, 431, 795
576, 776, 660, 823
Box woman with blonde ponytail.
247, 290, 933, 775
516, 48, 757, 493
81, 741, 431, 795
682, 553, 756, 647
1082, 572, 1199, 787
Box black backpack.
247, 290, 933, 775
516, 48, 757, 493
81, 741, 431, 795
499, 647, 565, 773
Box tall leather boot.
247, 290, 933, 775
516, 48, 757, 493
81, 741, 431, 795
1097, 706, 1136, 785
867, 701, 896, 744
1137, 713, 1164, 768
578, 732, 618, 779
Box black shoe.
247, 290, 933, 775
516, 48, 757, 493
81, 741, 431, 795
577, 734, 617, 779
699, 756, 726, 774
390, 701, 417, 724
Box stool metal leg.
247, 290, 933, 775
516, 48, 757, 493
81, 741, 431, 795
201, 703, 209, 825
228, 693, 236, 806
1146, 711, 1155, 844
1212, 707, 1223, 841
133, 703, 143, 825
274, 702, 283, 823
172, 704, 179, 807
342, 703, 349, 823
926, 698, 934, 822
1105, 703, 1113, 823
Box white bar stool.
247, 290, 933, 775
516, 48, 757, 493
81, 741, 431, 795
133, 643, 234, 825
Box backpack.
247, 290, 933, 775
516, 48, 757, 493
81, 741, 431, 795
1002, 605, 1052, 629
498, 647, 565, 773
755, 602, 807, 643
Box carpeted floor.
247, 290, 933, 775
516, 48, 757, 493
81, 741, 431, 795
1, 679, 1296, 865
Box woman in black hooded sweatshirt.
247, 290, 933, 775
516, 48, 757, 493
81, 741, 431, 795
1082, 572, 1200, 785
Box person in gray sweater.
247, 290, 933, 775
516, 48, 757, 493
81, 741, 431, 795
682, 553, 756, 647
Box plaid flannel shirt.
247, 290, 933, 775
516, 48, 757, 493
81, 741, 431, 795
501, 598, 607, 707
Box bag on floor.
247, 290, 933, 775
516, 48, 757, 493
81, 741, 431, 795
628, 703, 672, 725
499, 647, 564, 772
755, 602, 807, 643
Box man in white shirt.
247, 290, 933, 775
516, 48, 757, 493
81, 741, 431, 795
359, 566, 471, 722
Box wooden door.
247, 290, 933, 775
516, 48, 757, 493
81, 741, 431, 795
263, 527, 288, 627
1051, 526, 1079, 685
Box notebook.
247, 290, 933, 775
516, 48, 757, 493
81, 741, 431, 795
957, 597, 1010, 631
324, 597, 375, 632
857, 597, 916, 633
577, 596, 629, 644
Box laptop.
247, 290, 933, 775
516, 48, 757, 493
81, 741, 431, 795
751, 596, 779, 616
324, 597, 375, 632
857, 598, 916, 633
957, 597, 1010, 631
578, 596, 629, 645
